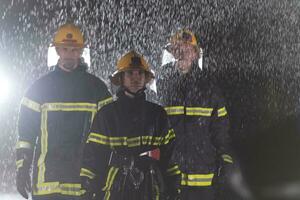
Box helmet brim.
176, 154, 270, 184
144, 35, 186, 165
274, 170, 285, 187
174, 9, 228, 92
110, 69, 154, 86
52, 42, 84, 48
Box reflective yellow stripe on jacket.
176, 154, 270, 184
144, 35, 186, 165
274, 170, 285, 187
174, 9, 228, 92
21, 97, 41, 112
103, 167, 119, 200
222, 154, 233, 164
42, 102, 98, 112
16, 141, 32, 149
87, 129, 175, 147
80, 168, 96, 179
35, 102, 99, 195
218, 107, 227, 117
181, 173, 214, 186
16, 159, 24, 170
167, 165, 181, 176
186, 107, 213, 116
33, 182, 84, 196
164, 106, 185, 115
98, 97, 113, 110
164, 106, 227, 117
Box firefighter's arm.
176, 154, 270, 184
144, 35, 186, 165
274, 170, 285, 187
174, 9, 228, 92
80, 110, 111, 197
210, 87, 236, 193
95, 78, 113, 110
210, 87, 233, 165
16, 86, 41, 199
157, 108, 180, 197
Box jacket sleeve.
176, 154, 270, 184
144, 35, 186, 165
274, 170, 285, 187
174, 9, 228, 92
95, 78, 113, 110
156, 108, 181, 195
210, 86, 233, 165
80, 109, 112, 189
16, 83, 42, 170
157, 108, 175, 169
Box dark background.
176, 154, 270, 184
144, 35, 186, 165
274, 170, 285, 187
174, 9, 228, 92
1, 0, 300, 199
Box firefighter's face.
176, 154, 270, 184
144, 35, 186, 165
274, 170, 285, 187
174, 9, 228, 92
170, 41, 198, 74
56, 46, 82, 72
122, 69, 146, 93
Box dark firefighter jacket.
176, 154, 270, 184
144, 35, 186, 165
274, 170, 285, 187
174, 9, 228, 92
16, 63, 112, 197
80, 89, 176, 200
156, 62, 233, 187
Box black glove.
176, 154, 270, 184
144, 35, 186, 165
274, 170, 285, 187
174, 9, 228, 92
16, 167, 31, 199
16, 149, 32, 199
213, 161, 233, 199
81, 191, 94, 200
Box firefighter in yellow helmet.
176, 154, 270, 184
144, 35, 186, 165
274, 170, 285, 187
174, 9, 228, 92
16, 23, 112, 200
80, 50, 176, 200
53, 23, 85, 71
157, 29, 234, 199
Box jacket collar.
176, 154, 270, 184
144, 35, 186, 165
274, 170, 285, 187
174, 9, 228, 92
117, 87, 146, 101
54, 61, 88, 73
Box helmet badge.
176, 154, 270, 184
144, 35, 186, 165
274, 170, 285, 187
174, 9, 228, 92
66, 33, 73, 39
130, 56, 142, 67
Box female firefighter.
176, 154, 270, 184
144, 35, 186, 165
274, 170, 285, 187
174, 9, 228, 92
80, 50, 177, 200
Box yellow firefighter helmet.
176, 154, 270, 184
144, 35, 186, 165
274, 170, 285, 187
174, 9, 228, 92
53, 23, 84, 48
110, 50, 154, 86
170, 29, 198, 46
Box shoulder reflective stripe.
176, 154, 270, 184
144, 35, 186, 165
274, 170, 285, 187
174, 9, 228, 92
218, 107, 227, 117
21, 97, 41, 112
33, 182, 84, 196
164, 106, 185, 115
80, 168, 96, 179
16, 159, 24, 169
98, 97, 113, 110
103, 167, 119, 200
222, 154, 233, 164
167, 165, 181, 176
42, 102, 97, 112
16, 141, 32, 149
186, 107, 213, 116
181, 173, 214, 186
